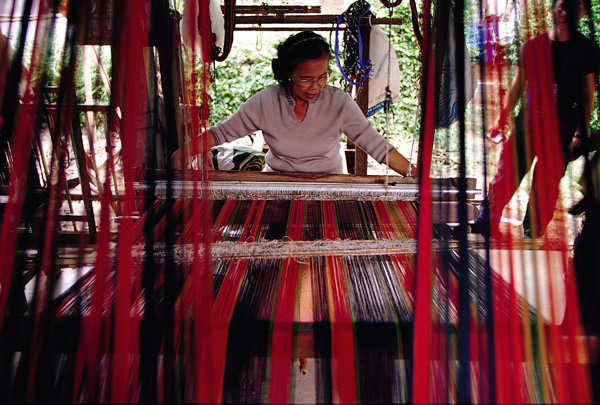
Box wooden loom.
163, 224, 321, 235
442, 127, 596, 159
0, 0, 598, 404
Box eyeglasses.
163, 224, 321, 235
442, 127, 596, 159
292, 73, 328, 88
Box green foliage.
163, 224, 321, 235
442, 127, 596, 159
74, 47, 111, 106
210, 37, 280, 123
24, 30, 111, 107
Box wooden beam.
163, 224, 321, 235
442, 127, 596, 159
350, 17, 372, 176
234, 14, 403, 28
232, 5, 321, 15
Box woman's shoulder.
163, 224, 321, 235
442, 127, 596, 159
316, 86, 365, 121
573, 32, 600, 71
251, 84, 282, 99
523, 32, 549, 48
241, 84, 284, 108
573, 31, 597, 42
321, 85, 348, 96
318, 85, 353, 104
572, 31, 600, 51
520, 32, 551, 63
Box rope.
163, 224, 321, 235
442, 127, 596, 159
408, 94, 419, 172
381, 3, 415, 181
384, 5, 393, 187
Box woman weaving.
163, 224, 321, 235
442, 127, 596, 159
470, 0, 600, 238
173, 31, 417, 177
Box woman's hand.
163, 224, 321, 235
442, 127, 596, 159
487, 126, 506, 144
171, 148, 186, 170
405, 163, 418, 178
570, 135, 588, 160
171, 130, 216, 170
486, 116, 508, 144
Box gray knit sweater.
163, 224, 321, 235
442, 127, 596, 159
210, 84, 396, 174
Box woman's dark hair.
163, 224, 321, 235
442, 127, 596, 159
552, 0, 591, 11
272, 31, 331, 85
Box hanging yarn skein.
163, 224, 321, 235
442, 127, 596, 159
210, 0, 236, 62
334, 0, 373, 90
380, 0, 402, 7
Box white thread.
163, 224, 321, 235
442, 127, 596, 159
146, 180, 421, 201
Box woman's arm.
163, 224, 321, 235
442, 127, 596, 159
570, 72, 597, 158
386, 149, 418, 177
487, 66, 525, 141
582, 72, 597, 127
171, 129, 216, 169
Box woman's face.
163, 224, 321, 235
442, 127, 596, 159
553, 0, 586, 28
289, 54, 329, 103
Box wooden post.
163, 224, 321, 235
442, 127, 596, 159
70, 99, 98, 243
153, 0, 183, 157
348, 16, 371, 175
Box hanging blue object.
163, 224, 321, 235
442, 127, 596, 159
334, 0, 373, 87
